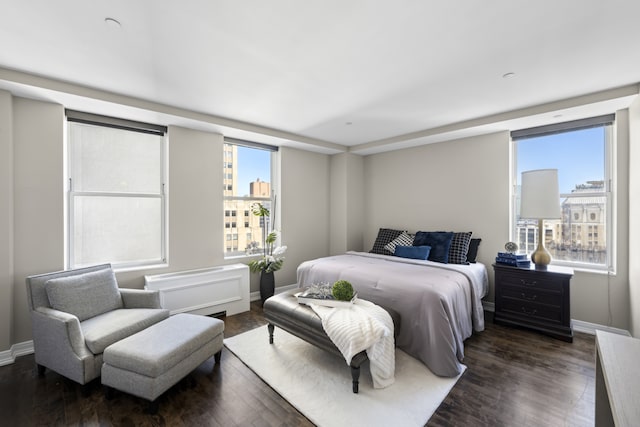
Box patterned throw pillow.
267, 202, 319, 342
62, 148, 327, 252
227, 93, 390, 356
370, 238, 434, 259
384, 231, 414, 254
370, 228, 404, 256
448, 232, 473, 264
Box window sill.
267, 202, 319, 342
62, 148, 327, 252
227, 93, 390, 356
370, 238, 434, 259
224, 254, 260, 262
112, 262, 169, 274
550, 262, 615, 276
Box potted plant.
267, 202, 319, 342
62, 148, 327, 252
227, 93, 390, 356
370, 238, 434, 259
247, 202, 287, 303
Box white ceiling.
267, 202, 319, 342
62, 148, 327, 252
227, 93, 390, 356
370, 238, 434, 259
1, 0, 639, 155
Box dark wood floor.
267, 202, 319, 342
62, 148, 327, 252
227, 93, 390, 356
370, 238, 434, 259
0, 303, 595, 426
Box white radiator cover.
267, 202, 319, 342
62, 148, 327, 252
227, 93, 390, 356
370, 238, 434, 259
144, 264, 250, 316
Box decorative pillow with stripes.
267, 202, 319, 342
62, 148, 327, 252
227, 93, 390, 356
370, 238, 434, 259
384, 231, 414, 254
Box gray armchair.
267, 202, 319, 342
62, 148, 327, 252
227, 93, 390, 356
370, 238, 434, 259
26, 264, 170, 385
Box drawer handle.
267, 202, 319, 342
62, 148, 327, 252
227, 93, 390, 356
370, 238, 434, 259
520, 279, 537, 287
521, 293, 537, 301
521, 307, 537, 315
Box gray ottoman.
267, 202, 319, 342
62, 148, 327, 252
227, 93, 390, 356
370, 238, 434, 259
101, 313, 224, 411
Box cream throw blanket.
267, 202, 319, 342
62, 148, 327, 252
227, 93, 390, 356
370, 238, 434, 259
309, 299, 395, 389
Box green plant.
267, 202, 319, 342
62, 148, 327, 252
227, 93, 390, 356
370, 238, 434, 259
332, 280, 354, 301
247, 202, 287, 273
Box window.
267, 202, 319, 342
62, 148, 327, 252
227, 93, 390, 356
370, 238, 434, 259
223, 138, 277, 258
66, 111, 167, 269
512, 114, 614, 271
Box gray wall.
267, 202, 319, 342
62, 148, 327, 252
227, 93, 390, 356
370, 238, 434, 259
0, 91, 13, 351
330, 152, 364, 255
363, 131, 510, 302
279, 146, 331, 286
629, 97, 640, 337
12, 98, 65, 344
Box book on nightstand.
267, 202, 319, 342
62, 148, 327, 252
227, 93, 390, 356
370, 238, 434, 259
495, 252, 531, 268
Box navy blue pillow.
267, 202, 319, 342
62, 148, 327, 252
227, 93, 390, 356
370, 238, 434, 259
395, 245, 431, 260
413, 231, 454, 263
466, 238, 482, 263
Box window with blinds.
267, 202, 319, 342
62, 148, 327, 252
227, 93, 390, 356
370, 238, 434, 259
511, 114, 615, 271
66, 110, 167, 269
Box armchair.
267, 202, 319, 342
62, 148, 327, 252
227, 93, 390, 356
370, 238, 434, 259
25, 264, 170, 385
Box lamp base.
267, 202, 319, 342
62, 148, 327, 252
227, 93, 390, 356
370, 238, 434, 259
531, 246, 551, 270
531, 219, 551, 270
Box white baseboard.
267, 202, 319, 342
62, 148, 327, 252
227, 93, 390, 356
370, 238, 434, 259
572, 319, 630, 336
0, 341, 34, 366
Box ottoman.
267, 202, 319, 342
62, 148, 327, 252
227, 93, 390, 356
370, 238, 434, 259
101, 313, 224, 411
263, 289, 400, 393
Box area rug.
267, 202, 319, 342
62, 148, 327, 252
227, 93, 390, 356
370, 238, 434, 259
224, 326, 465, 427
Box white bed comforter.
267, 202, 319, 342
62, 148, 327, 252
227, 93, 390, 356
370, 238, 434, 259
297, 251, 489, 377
310, 299, 395, 389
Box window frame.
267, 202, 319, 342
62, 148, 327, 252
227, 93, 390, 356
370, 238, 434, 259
65, 110, 168, 271
510, 115, 615, 273
223, 137, 279, 260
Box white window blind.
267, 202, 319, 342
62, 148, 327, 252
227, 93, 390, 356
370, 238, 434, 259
67, 110, 167, 269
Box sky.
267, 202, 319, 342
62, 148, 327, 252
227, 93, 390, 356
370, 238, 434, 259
516, 126, 605, 194
236, 146, 271, 196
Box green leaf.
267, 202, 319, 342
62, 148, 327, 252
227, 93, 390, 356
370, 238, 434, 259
251, 202, 270, 217
265, 231, 277, 245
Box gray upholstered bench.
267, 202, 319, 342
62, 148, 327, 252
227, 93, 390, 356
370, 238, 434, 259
263, 289, 400, 393
101, 313, 224, 412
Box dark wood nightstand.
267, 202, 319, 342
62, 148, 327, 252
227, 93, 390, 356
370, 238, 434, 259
493, 263, 574, 342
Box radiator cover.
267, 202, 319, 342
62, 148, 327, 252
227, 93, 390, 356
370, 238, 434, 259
144, 264, 250, 316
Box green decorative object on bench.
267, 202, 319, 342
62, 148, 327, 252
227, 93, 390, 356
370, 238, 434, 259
332, 280, 354, 301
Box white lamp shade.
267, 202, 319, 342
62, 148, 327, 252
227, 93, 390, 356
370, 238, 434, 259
520, 169, 561, 219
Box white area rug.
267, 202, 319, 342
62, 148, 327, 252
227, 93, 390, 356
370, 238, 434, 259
224, 326, 465, 427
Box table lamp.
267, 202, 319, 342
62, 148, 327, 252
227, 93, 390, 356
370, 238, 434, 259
520, 169, 561, 270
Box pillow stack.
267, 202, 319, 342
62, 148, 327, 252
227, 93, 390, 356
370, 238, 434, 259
370, 227, 481, 264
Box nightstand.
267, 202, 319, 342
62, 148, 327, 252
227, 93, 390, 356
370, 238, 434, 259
493, 263, 574, 342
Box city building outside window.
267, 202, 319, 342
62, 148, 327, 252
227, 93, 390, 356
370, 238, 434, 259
66, 111, 167, 269
223, 139, 277, 258
511, 114, 614, 271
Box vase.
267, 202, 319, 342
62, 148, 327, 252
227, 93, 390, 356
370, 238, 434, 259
260, 270, 275, 304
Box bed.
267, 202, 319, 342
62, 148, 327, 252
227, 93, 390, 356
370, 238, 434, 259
296, 251, 488, 377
